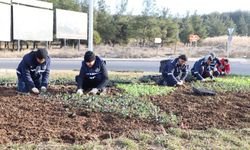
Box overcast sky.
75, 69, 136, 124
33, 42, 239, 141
100, 0, 250, 16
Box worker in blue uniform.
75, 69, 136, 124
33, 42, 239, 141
162, 54, 188, 86
16, 48, 51, 94
191, 55, 214, 81
76, 51, 109, 95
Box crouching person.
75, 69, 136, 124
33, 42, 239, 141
16, 48, 50, 94
76, 51, 108, 95
191, 55, 214, 82
162, 54, 188, 86
208, 52, 221, 77
217, 58, 230, 76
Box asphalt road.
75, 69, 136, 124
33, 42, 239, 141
0, 58, 250, 75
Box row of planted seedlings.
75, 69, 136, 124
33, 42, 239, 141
193, 75, 250, 93
42, 74, 180, 127
3, 73, 249, 126
0, 77, 17, 87
69, 74, 250, 125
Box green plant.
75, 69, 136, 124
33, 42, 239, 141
49, 77, 75, 85
48, 92, 178, 125
117, 83, 174, 97
0, 77, 16, 85
114, 138, 139, 150
193, 75, 250, 92
93, 30, 102, 45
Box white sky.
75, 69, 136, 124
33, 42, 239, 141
101, 0, 250, 16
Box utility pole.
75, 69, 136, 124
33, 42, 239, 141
88, 0, 94, 51
227, 28, 234, 58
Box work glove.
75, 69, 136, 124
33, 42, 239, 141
177, 81, 184, 86
76, 89, 83, 95
180, 80, 184, 84
201, 78, 206, 82
31, 87, 40, 94
89, 88, 99, 95
41, 86, 47, 92
211, 76, 215, 81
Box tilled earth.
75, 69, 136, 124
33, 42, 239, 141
150, 85, 250, 130
0, 85, 250, 144
0, 86, 160, 144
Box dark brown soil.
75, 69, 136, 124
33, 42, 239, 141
0, 86, 160, 144
150, 85, 250, 130
1, 85, 249, 144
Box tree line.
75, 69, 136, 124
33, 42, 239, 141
42, 0, 250, 46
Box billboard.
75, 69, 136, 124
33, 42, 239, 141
56, 9, 87, 40
0, 2, 11, 41
13, 4, 53, 41
0, 0, 11, 4
12, 0, 53, 9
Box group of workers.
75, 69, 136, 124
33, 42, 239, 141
16, 49, 108, 95
162, 52, 230, 86
16, 48, 231, 94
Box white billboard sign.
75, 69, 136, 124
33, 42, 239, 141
56, 9, 88, 40
0, 3, 11, 41
13, 4, 53, 41
0, 0, 11, 4
12, 0, 52, 9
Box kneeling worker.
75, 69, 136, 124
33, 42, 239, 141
16, 48, 51, 94
162, 54, 188, 86
76, 51, 109, 95
191, 55, 214, 81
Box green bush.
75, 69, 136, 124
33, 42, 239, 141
93, 30, 102, 45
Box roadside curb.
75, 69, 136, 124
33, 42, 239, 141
0, 57, 249, 63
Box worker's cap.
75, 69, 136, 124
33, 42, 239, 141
36, 48, 48, 59
84, 51, 96, 62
